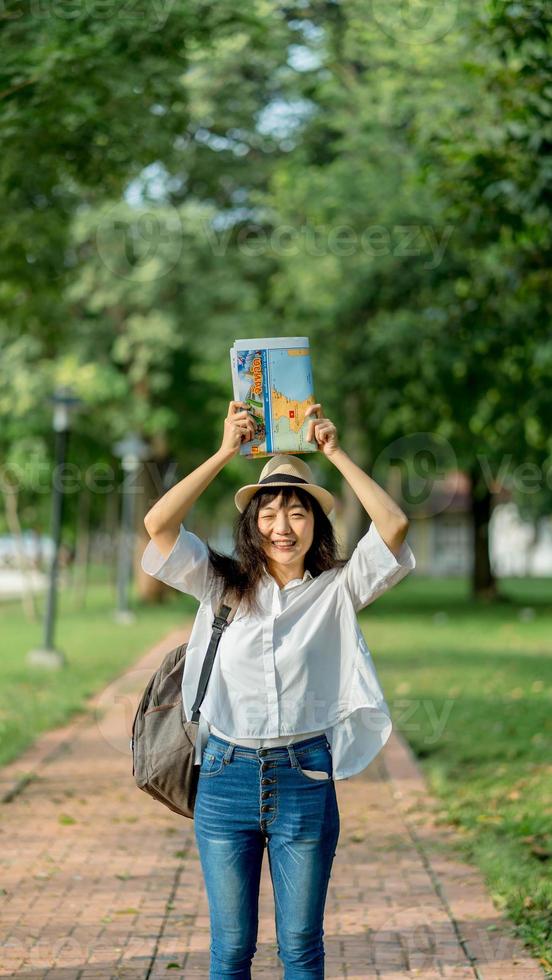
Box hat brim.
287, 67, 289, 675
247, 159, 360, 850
234, 482, 335, 517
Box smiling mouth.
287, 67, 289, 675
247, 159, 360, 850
272, 541, 296, 549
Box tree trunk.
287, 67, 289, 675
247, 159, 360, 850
340, 392, 370, 556
105, 489, 120, 590
73, 487, 91, 610
470, 464, 498, 601
135, 450, 175, 603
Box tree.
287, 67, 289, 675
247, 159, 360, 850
250, 0, 551, 597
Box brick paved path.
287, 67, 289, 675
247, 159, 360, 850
0, 624, 546, 979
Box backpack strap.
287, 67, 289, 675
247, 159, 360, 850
190, 594, 239, 723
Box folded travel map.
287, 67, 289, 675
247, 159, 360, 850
230, 337, 317, 458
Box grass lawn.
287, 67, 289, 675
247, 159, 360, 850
0, 573, 550, 971
361, 575, 552, 975
0, 580, 197, 769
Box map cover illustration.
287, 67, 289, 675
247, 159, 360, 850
230, 337, 317, 458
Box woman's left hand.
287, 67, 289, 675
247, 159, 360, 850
305, 403, 340, 457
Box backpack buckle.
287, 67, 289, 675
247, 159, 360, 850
212, 614, 230, 632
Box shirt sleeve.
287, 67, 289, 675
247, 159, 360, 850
339, 520, 416, 612
140, 524, 216, 603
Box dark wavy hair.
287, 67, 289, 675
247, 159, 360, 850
206, 485, 347, 617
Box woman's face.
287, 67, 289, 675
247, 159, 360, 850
257, 491, 315, 574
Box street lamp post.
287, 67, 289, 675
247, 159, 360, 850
113, 433, 149, 624
27, 386, 81, 669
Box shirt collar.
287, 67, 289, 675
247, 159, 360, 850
262, 568, 313, 588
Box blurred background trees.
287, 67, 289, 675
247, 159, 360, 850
1, 0, 550, 602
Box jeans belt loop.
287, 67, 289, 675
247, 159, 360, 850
287, 743, 299, 769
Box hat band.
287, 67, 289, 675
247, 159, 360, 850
259, 473, 308, 487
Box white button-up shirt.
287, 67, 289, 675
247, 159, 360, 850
141, 520, 416, 780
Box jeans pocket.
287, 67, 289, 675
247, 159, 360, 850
294, 746, 333, 783
199, 750, 226, 778
298, 769, 331, 781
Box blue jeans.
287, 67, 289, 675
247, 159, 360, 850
193, 732, 340, 979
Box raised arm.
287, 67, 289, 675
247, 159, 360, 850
304, 405, 413, 608
328, 448, 409, 557
305, 403, 409, 557
144, 400, 255, 558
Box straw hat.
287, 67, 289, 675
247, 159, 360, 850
234, 454, 335, 517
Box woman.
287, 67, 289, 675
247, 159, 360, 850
141, 400, 416, 979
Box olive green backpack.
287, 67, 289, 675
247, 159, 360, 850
130, 596, 238, 818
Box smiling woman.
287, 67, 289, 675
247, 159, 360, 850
141, 399, 416, 979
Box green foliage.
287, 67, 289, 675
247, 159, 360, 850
0, 0, 297, 529
0, 0, 550, 549
367, 573, 552, 965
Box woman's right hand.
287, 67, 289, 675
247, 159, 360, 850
220, 401, 256, 457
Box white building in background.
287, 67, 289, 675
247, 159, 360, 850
490, 503, 552, 577
399, 470, 552, 578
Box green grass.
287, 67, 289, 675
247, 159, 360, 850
0, 580, 198, 769
361, 576, 552, 974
